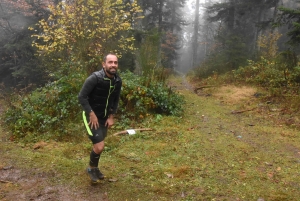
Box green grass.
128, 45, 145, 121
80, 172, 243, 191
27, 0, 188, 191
1, 76, 300, 200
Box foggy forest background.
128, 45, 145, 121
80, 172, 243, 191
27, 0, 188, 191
2, 0, 300, 138
1, 0, 300, 89
3, 1, 300, 200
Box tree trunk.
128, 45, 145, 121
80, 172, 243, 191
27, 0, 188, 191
271, 0, 280, 33
192, 0, 200, 68
227, 0, 236, 31
157, 0, 163, 68
252, 1, 266, 57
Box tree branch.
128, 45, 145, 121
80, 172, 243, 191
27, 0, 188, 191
231, 107, 257, 114
0, 180, 13, 184
112, 128, 153, 136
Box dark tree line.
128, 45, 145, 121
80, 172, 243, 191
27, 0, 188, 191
0, 0, 54, 88
0, 0, 187, 89
1, 0, 300, 89
187, 0, 300, 76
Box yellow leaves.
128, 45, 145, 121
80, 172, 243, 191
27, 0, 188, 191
40, 20, 46, 26
31, 0, 143, 62
51, 42, 58, 47
257, 31, 282, 60
115, 0, 123, 4
121, 22, 131, 29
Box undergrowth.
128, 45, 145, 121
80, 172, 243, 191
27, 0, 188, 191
117, 70, 185, 128
189, 57, 300, 128
1, 76, 300, 200
2, 70, 184, 142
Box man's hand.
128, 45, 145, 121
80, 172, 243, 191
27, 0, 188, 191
89, 111, 99, 129
105, 114, 114, 128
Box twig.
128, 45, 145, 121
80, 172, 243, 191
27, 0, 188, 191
0, 180, 13, 184
112, 128, 153, 136
231, 107, 257, 114
194, 85, 216, 93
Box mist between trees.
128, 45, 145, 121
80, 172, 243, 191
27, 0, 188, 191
0, 0, 300, 88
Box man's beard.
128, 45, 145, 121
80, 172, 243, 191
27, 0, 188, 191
105, 68, 117, 75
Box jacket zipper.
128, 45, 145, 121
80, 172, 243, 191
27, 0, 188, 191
104, 78, 115, 117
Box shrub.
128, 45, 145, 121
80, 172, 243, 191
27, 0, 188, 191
148, 82, 185, 116
231, 57, 300, 88
119, 70, 185, 126
3, 70, 185, 140
205, 57, 300, 98
3, 72, 85, 140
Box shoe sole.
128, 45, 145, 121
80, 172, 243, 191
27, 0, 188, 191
90, 180, 99, 184
86, 169, 100, 183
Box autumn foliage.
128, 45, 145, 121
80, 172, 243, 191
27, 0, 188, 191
30, 0, 143, 73
0, 0, 53, 20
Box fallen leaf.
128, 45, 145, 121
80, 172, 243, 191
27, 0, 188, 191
3, 166, 13, 170
33, 141, 47, 150
267, 172, 273, 179
164, 172, 173, 178
187, 127, 194, 131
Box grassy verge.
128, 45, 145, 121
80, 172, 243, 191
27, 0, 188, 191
1, 76, 300, 200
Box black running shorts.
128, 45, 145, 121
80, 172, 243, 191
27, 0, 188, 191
82, 111, 108, 144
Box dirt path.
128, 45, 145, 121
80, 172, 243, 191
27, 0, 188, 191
0, 106, 107, 201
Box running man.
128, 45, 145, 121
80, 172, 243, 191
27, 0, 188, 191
78, 53, 122, 183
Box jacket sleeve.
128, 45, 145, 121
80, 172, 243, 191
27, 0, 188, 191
110, 80, 122, 115
78, 74, 98, 114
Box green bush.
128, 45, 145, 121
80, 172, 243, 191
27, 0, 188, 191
290, 66, 300, 84
148, 82, 185, 116
3, 70, 185, 140
230, 58, 300, 88
4, 72, 85, 140
119, 71, 185, 126
204, 57, 300, 97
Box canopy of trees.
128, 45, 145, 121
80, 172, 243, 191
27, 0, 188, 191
277, 6, 300, 46
31, 0, 143, 74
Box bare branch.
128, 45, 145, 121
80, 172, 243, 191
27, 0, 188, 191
112, 128, 153, 136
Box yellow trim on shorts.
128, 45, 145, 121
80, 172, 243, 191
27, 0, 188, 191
82, 111, 93, 136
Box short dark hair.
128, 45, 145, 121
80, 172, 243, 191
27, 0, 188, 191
103, 53, 117, 62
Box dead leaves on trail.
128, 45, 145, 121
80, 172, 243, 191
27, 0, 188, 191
33, 141, 47, 150
205, 85, 258, 105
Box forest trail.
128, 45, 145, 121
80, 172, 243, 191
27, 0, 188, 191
1, 101, 107, 201
1, 75, 300, 200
